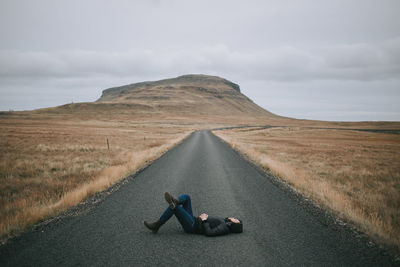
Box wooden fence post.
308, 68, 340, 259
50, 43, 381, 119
107, 138, 109, 150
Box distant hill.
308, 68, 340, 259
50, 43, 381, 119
95, 74, 275, 117
30, 74, 276, 119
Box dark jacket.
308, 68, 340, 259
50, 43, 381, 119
193, 216, 231, 236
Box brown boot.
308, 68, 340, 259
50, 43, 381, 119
164, 192, 179, 209
144, 220, 163, 233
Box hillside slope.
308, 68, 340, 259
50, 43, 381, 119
95, 74, 275, 117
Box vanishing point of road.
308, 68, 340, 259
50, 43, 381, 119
0, 130, 396, 266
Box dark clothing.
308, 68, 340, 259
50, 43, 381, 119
194, 216, 231, 236
159, 194, 232, 236
193, 217, 203, 234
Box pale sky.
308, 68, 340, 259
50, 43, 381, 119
1, 0, 399, 121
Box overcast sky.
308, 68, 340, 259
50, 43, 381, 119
1, 0, 399, 121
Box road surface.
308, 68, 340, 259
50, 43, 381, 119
0, 130, 396, 266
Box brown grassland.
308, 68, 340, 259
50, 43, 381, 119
0, 74, 270, 244
213, 125, 400, 251
1, 80, 400, 256
0, 111, 199, 243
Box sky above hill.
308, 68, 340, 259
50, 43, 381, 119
0, 0, 399, 121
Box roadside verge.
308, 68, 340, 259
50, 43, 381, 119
1, 131, 192, 245
212, 127, 400, 259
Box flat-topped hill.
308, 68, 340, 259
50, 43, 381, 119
94, 74, 275, 117
98, 74, 241, 101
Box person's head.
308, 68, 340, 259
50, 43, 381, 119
225, 217, 243, 233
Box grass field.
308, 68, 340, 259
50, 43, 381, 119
214, 125, 400, 251
0, 85, 273, 245
2, 101, 400, 255
0, 111, 195, 243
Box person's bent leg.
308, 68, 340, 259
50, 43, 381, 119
145, 193, 193, 234
177, 194, 193, 216
144, 205, 173, 233
174, 206, 195, 233
158, 194, 192, 226
159, 206, 174, 224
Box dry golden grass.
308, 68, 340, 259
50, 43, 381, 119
2, 86, 400, 256
214, 126, 400, 251
0, 112, 193, 243
0, 77, 279, 245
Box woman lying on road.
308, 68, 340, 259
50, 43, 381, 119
144, 192, 243, 236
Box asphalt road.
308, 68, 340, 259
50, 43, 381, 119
0, 130, 396, 266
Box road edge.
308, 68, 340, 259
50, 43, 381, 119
210, 129, 399, 264
0, 131, 195, 248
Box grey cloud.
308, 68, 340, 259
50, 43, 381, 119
1, 0, 399, 119
0, 50, 164, 78
1, 37, 399, 82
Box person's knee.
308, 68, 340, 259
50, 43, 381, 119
179, 194, 191, 202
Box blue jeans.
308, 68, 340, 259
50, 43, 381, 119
159, 194, 195, 233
